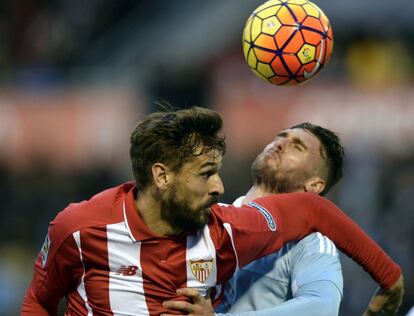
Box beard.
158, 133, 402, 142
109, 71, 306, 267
251, 152, 310, 194
160, 186, 218, 231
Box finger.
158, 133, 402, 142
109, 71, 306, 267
177, 287, 202, 300
163, 300, 193, 312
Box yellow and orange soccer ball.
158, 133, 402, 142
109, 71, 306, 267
243, 0, 333, 86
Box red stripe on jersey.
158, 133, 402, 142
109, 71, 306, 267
80, 226, 113, 315
140, 236, 188, 316
66, 290, 89, 316
208, 219, 237, 305
212, 228, 237, 284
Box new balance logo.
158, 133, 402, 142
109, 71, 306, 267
115, 265, 138, 276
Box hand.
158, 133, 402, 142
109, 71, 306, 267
363, 274, 404, 316
162, 288, 215, 316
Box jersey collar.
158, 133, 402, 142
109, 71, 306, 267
122, 184, 159, 241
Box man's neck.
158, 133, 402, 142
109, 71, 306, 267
243, 184, 275, 203
134, 189, 179, 236
244, 184, 306, 204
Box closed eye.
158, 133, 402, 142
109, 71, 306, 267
292, 137, 308, 151
295, 145, 304, 151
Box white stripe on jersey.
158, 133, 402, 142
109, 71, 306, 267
123, 201, 136, 242
326, 236, 333, 254
331, 240, 338, 256
107, 222, 149, 316
317, 232, 338, 256
186, 225, 217, 297
73, 231, 93, 316
317, 232, 325, 253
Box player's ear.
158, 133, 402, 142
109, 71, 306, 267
304, 177, 326, 194
151, 163, 172, 190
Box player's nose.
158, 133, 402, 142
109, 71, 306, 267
209, 174, 224, 197
273, 138, 287, 152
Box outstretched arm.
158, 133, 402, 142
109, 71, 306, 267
249, 193, 402, 289
214, 192, 403, 315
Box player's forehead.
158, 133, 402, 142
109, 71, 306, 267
181, 148, 223, 172
277, 128, 321, 147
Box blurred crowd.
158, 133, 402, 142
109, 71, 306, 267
0, 0, 413, 315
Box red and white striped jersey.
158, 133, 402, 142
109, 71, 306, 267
22, 182, 401, 316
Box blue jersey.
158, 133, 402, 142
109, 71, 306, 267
216, 197, 343, 316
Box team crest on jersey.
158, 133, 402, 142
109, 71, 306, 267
190, 259, 213, 283
247, 202, 277, 231
41, 230, 51, 268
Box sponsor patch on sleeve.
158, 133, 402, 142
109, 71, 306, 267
247, 202, 277, 231
41, 229, 51, 268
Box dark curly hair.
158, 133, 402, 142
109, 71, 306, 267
290, 122, 345, 195
130, 106, 226, 191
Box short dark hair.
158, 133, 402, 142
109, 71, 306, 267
130, 106, 226, 191
290, 122, 345, 195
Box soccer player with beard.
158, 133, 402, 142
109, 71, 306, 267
215, 123, 346, 316
163, 123, 403, 316
22, 108, 402, 316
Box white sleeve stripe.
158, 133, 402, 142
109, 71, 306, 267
316, 232, 338, 256
326, 236, 332, 254
317, 232, 325, 253
325, 237, 338, 256
317, 232, 339, 256
330, 239, 338, 256
223, 223, 239, 274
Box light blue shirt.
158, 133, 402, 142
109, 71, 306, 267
216, 197, 343, 316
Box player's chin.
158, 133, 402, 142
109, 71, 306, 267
195, 207, 211, 227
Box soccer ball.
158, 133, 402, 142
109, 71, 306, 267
242, 0, 333, 86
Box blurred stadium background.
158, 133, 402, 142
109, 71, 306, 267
0, 0, 413, 315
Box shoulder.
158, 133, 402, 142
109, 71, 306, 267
289, 234, 343, 293
49, 182, 131, 247
210, 201, 276, 233
254, 192, 328, 207
292, 233, 338, 256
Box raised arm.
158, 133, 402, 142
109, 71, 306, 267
250, 193, 401, 289
213, 192, 403, 315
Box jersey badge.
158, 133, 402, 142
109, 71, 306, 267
190, 259, 213, 283
247, 201, 277, 231
41, 230, 51, 268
